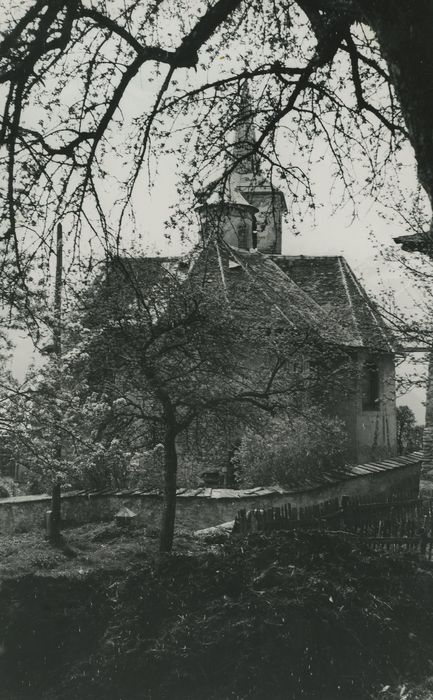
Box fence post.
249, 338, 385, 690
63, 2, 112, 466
419, 527, 428, 558
341, 496, 349, 529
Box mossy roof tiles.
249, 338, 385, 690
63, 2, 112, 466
269, 255, 396, 352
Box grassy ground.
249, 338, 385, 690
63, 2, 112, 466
2, 526, 433, 700
0, 522, 206, 581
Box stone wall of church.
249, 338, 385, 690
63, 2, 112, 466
240, 190, 285, 254
199, 204, 255, 249
318, 351, 397, 463
354, 352, 397, 462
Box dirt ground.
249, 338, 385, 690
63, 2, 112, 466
2, 526, 433, 700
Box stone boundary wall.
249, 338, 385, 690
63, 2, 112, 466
0, 455, 422, 535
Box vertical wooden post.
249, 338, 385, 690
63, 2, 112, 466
423, 353, 433, 477
341, 495, 349, 529
419, 528, 428, 559
53, 222, 63, 357
50, 222, 63, 543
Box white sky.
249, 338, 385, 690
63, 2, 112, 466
8, 26, 431, 423
11, 150, 429, 422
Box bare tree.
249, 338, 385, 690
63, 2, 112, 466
0, 0, 432, 296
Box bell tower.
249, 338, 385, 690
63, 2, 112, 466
196, 85, 287, 254
197, 188, 258, 250
229, 85, 287, 255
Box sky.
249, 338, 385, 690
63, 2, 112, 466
7, 17, 431, 424
116, 129, 430, 423
10, 148, 429, 422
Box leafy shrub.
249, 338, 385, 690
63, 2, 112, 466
233, 409, 347, 487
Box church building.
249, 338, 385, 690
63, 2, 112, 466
89, 93, 400, 491
194, 94, 398, 467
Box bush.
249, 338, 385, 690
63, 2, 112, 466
233, 409, 347, 487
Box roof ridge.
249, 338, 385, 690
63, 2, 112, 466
340, 258, 394, 351
265, 256, 328, 315
221, 246, 350, 339
225, 248, 298, 328
337, 257, 363, 345
268, 254, 346, 261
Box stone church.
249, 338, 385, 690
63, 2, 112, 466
91, 98, 399, 489
191, 102, 398, 469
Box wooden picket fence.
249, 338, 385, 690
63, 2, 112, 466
233, 493, 433, 561
234, 496, 342, 534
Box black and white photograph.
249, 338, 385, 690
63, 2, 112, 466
0, 1, 433, 698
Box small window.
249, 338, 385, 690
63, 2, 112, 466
362, 360, 380, 411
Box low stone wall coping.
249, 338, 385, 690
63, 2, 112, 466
0, 493, 51, 505
0, 452, 422, 507
0, 453, 422, 536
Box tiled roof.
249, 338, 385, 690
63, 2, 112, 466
203, 185, 257, 210
214, 247, 354, 345
108, 246, 352, 347
281, 450, 422, 492
105, 247, 395, 352
270, 255, 396, 351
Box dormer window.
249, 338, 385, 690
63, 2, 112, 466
362, 359, 380, 411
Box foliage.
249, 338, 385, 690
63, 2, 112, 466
2, 530, 433, 699
0, 350, 140, 492
1, 243, 354, 506
0, 0, 430, 500
1, 357, 87, 491
234, 409, 347, 487
64, 247, 326, 497
397, 405, 423, 456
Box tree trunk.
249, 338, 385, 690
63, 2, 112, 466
159, 424, 178, 554
50, 221, 63, 543
49, 481, 62, 543
359, 1, 433, 218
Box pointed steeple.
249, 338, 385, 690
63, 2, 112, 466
231, 83, 260, 175
228, 84, 287, 254
196, 84, 287, 254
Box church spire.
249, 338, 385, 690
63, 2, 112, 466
231, 82, 260, 175
197, 84, 287, 254
227, 84, 287, 254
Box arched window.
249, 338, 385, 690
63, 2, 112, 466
362, 359, 380, 411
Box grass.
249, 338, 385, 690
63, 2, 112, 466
2, 526, 433, 699
0, 521, 206, 581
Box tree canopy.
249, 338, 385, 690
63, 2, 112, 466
63, 241, 353, 550
0, 0, 432, 302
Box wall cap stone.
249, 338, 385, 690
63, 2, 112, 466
0, 452, 422, 507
